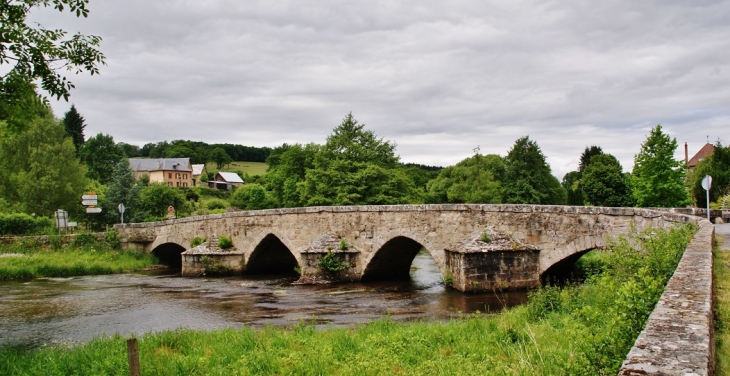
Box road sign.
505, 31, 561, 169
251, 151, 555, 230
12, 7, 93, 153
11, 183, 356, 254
82, 194, 98, 200
82, 199, 98, 206
118, 203, 125, 214
86, 207, 102, 214
702, 175, 712, 191
702, 175, 712, 220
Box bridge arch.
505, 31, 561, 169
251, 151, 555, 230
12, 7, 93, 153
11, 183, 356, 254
245, 233, 298, 274
151, 242, 186, 268
362, 236, 442, 281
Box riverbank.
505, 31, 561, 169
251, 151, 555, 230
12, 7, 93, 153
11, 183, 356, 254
0, 232, 158, 280
0, 224, 695, 375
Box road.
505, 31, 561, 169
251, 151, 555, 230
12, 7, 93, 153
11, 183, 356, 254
717, 223, 730, 251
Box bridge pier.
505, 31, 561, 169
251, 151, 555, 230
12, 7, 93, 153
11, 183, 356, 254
446, 249, 541, 292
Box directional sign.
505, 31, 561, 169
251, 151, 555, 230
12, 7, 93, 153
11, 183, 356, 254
86, 207, 102, 214
82, 199, 98, 206
82, 194, 98, 200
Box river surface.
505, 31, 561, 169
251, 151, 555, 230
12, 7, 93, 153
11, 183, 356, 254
0, 251, 528, 349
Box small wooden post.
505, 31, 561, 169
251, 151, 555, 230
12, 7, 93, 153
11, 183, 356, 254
126, 338, 141, 376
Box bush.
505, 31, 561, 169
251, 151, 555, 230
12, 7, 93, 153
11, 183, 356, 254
218, 235, 233, 250
72, 232, 101, 249
206, 199, 228, 210
480, 231, 490, 243
190, 237, 206, 248
0, 213, 53, 235
104, 229, 121, 250
318, 252, 349, 273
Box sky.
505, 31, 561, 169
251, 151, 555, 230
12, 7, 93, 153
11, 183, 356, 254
30, 0, 730, 179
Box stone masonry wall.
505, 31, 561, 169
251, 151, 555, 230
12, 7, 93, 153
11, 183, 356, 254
619, 218, 714, 375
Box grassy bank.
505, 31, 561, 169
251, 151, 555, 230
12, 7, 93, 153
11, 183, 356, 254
0, 233, 158, 280
0, 225, 695, 375
715, 233, 730, 375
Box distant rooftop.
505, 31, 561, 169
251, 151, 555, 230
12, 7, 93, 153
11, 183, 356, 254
216, 172, 244, 183
129, 158, 192, 172
192, 164, 206, 175
688, 143, 715, 168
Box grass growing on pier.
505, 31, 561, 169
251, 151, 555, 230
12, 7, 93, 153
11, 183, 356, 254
0, 234, 158, 280
0, 225, 695, 375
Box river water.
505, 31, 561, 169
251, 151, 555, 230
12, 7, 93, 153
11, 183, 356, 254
0, 251, 528, 349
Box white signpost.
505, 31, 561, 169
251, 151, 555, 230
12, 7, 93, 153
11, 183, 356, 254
702, 175, 712, 220
118, 203, 126, 224
82, 192, 102, 216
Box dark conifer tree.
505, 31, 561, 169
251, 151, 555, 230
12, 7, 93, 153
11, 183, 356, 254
62, 104, 87, 152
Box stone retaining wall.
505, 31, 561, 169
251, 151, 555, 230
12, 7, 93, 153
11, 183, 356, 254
619, 218, 714, 375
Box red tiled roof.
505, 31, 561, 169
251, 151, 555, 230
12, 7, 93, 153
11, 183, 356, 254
688, 143, 715, 167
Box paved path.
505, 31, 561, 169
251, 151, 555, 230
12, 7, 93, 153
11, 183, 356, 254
717, 223, 730, 251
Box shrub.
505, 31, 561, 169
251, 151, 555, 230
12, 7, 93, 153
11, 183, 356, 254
206, 199, 228, 210
0, 213, 53, 235
480, 231, 490, 243
104, 229, 121, 250
318, 252, 349, 273
338, 238, 349, 251
72, 232, 100, 249
218, 235, 233, 250
190, 237, 206, 248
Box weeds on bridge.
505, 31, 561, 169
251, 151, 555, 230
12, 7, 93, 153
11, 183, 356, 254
0, 225, 697, 375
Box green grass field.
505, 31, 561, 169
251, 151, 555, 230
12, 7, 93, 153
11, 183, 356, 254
206, 161, 268, 178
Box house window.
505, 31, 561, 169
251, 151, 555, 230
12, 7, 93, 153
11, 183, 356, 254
168, 173, 172, 179
183, 182, 188, 187
183, 174, 187, 179
175, 173, 181, 179
168, 182, 172, 187
176, 182, 180, 187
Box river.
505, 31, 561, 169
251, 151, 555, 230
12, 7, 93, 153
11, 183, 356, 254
0, 251, 528, 349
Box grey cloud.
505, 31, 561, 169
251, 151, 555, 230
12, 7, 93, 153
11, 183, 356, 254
33, 0, 730, 179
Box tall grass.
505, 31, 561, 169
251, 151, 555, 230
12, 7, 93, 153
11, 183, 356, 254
0, 233, 157, 280
0, 224, 695, 375
714, 234, 730, 375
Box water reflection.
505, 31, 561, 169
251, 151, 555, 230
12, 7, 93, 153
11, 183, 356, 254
0, 250, 528, 348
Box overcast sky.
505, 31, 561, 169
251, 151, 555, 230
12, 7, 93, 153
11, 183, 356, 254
33, 0, 730, 179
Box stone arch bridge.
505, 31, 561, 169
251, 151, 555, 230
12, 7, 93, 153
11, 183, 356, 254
114, 204, 695, 292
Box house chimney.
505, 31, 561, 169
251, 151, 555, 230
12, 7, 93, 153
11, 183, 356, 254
684, 142, 688, 165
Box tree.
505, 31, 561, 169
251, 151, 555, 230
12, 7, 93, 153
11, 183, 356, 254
688, 142, 730, 208
0, 112, 87, 216
265, 143, 319, 207
79, 133, 125, 185
561, 171, 584, 206
631, 125, 690, 207
117, 142, 140, 158
230, 184, 274, 210
61, 104, 86, 152
502, 136, 566, 205
137, 183, 191, 221
209, 147, 232, 169
426, 154, 503, 204
101, 160, 141, 224
0, 0, 106, 102
579, 145, 604, 172
299, 113, 418, 206
581, 154, 634, 207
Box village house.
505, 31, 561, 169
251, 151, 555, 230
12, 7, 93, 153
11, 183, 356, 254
128, 158, 193, 187
191, 164, 208, 186
685, 142, 715, 172
208, 172, 244, 190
